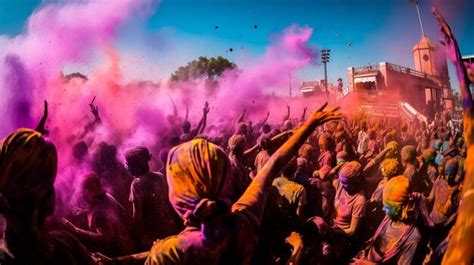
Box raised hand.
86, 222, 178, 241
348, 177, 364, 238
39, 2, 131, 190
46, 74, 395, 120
35, 100, 49, 135
89, 96, 100, 120
309, 102, 342, 125
203, 101, 210, 115
90, 104, 99, 118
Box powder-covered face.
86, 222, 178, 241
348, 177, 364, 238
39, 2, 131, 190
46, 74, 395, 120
340, 178, 359, 193
383, 204, 402, 220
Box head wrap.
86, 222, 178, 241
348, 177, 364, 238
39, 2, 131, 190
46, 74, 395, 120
401, 145, 416, 163
167, 139, 232, 225
383, 175, 410, 207
0, 129, 57, 211
383, 176, 414, 221
379, 158, 399, 179
228, 134, 246, 152
385, 141, 399, 159
338, 161, 362, 184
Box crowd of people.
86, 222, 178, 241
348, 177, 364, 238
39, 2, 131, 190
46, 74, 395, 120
0, 7, 473, 265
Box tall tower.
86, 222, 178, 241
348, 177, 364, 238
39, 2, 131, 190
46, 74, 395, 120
412, 36, 447, 78
410, 0, 452, 111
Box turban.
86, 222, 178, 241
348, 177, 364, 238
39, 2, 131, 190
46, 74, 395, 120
0, 129, 57, 205
167, 139, 232, 225
125, 146, 151, 163
228, 134, 246, 152
379, 158, 399, 179
386, 141, 398, 151
385, 141, 399, 159
383, 175, 411, 208
338, 161, 362, 184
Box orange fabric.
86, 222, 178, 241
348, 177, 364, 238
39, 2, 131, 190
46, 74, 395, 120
379, 158, 399, 179
166, 139, 232, 223
338, 161, 362, 183
382, 175, 410, 208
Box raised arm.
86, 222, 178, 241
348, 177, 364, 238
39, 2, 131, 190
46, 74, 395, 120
168, 94, 179, 120
284, 104, 291, 121
80, 97, 102, 138
256, 112, 270, 131
237, 108, 247, 123
35, 100, 49, 135
196, 102, 210, 135
432, 7, 474, 264
363, 145, 393, 173
232, 103, 341, 224
300, 107, 307, 122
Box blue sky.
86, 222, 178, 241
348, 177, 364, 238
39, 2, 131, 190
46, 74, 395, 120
1, 0, 473, 90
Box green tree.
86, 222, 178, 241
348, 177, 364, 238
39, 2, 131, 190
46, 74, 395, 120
170, 56, 236, 83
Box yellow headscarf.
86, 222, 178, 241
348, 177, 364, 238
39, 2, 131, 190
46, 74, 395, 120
167, 139, 232, 225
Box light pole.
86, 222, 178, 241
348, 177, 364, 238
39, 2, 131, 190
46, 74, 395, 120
321, 49, 331, 98
409, 0, 425, 36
